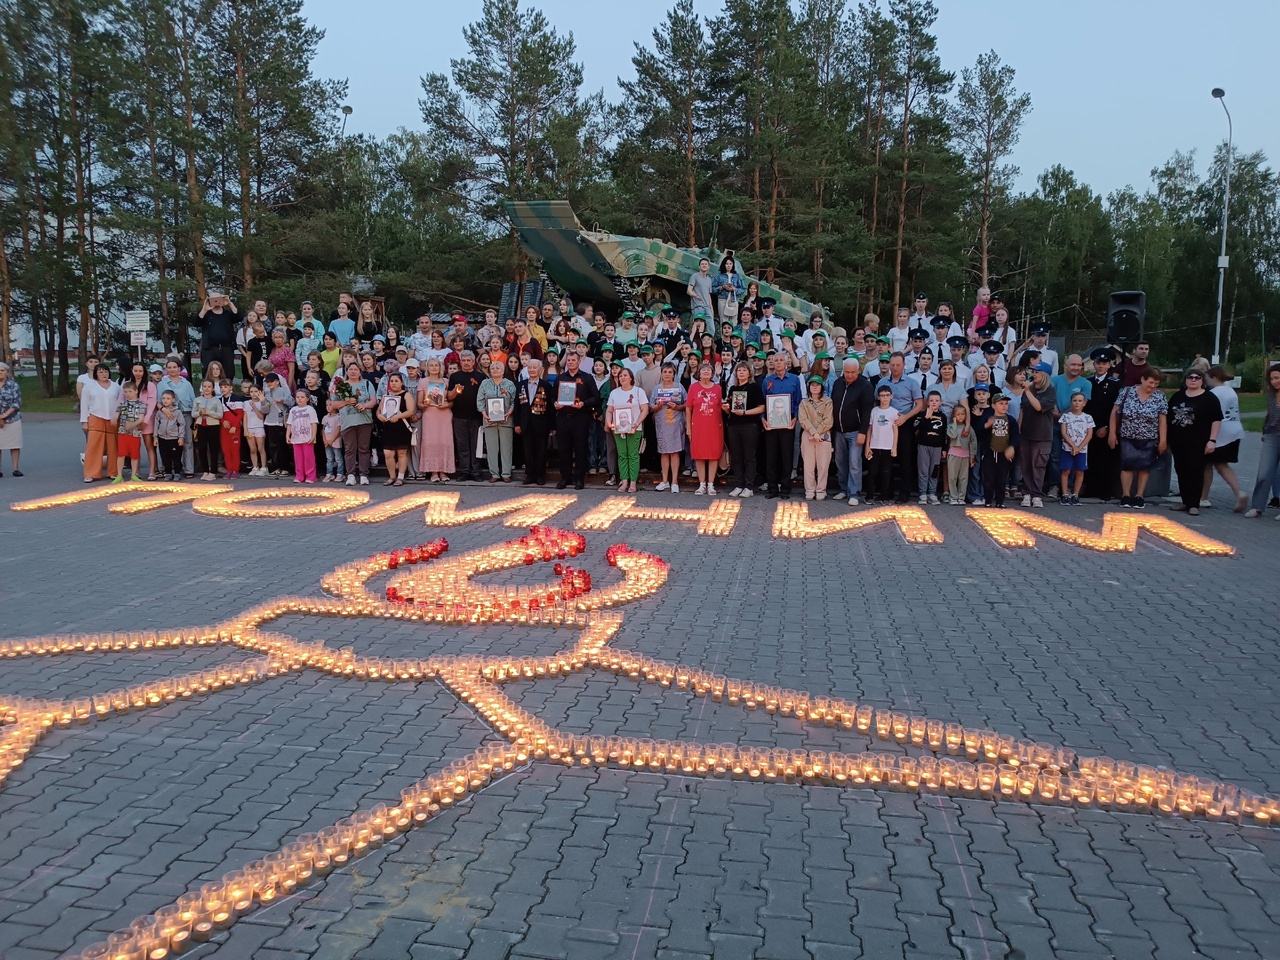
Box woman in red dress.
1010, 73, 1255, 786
686, 361, 724, 495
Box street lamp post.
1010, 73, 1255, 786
340, 104, 353, 140
1211, 88, 1232, 365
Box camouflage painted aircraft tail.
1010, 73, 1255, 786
505, 200, 825, 322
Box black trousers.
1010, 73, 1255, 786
200, 344, 236, 379
523, 424, 550, 483
640, 415, 659, 472
453, 418, 481, 478
894, 416, 918, 499
158, 437, 182, 476
983, 450, 1014, 507
558, 415, 590, 483
1171, 443, 1206, 509
763, 427, 795, 494
195, 423, 221, 474
866, 449, 893, 500
726, 424, 758, 489
1084, 434, 1119, 499
265, 424, 290, 472
754, 429, 767, 487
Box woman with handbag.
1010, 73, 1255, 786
714, 255, 746, 327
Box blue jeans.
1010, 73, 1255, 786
833, 431, 863, 498
1249, 433, 1280, 511
588, 420, 607, 470
325, 445, 345, 477
968, 453, 985, 501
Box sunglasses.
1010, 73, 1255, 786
1186, 373, 1203, 380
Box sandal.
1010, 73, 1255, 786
383, 479, 395, 486
393, 478, 404, 486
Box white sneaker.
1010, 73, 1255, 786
918, 495, 928, 505
971, 498, 985, 506
1199, 499, 1213, 508
729, 487, 742, 498
346, 475, 356, 486
928, 495, 940, 505
706, 486, 716, 496
1020, 495, 1032, 507
359, 476, 369, 485
832, 492, 846, 500
655, 481, 669, 491
805, 491, 815, 500
847, 497, 859, 506
693, 484, 705, 495
670, 483, 679, 494
739, 488, 753, 498
1032, 497, 1044, 508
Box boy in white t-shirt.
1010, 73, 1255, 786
864, 385, 898, 503
1057, 391, 1094, 505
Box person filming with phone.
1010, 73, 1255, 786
196, 290, 241, 376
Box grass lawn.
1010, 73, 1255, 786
12, 376, 80, 414
1239, 392, 1267, 431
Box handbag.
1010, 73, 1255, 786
722, 289, 739, 323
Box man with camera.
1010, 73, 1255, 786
196, 291, 241, 377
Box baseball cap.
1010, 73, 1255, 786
1033, 362, 1052, 374
148, 363, 164, 372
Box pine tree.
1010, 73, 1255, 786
419, 0, 604, 280
951, 49, 1030, 289
614, 0, 712, 247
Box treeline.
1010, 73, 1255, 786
3, 0, 1279, 396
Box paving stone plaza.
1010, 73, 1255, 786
2, 417, 1280, 960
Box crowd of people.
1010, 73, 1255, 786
14, 279, 1280, 520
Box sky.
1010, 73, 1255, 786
306, 0, 1280, 200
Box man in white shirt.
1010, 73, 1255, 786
758, 298, 785, 340
406, 316, 435, 362
908, 292, 933, 331
903, 329, 930, 372
945, 337, 974, 389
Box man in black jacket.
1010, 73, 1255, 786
515, 358, 555, 485
553, 352, 601, 489
195, 292, 240, 376
829, 356, 874, 504
1083, 347, 1122, 501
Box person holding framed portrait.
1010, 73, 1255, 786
606, 365, 649, 493
476, 359, 517, 483
761, 352, 803, 500
553, 352, 601, 489
375, 372, 416, 486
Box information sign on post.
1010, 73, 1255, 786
126, 310, 150, 360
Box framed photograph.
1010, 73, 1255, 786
730, 391, 746, 415
614, 408, 634, 434
486, 397, 506, 422
380, 394, 399, 420
427, 385, 444, 407
557, 381, 577, 407
766, 394, 792, 429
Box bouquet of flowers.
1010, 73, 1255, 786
333, 378, 355, 402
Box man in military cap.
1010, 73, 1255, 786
978, 340, 1007, 383
1083, 346, 1121, 500
904, 328, 930, 373
946, 336, 974, 389
656, 306, 688, 355
1015, 323, 1059, 376
928, 316, 952, 355
909, 292, 933, 330
758, 297, 785, 340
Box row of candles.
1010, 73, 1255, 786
0, 629, 220, 659
572, 497, 740, 536
8, 481, 229, 515
772, 502, 946, 543
191, 488, 370, 518
7, 485, 1238, 558
964, 509, 1236, 555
